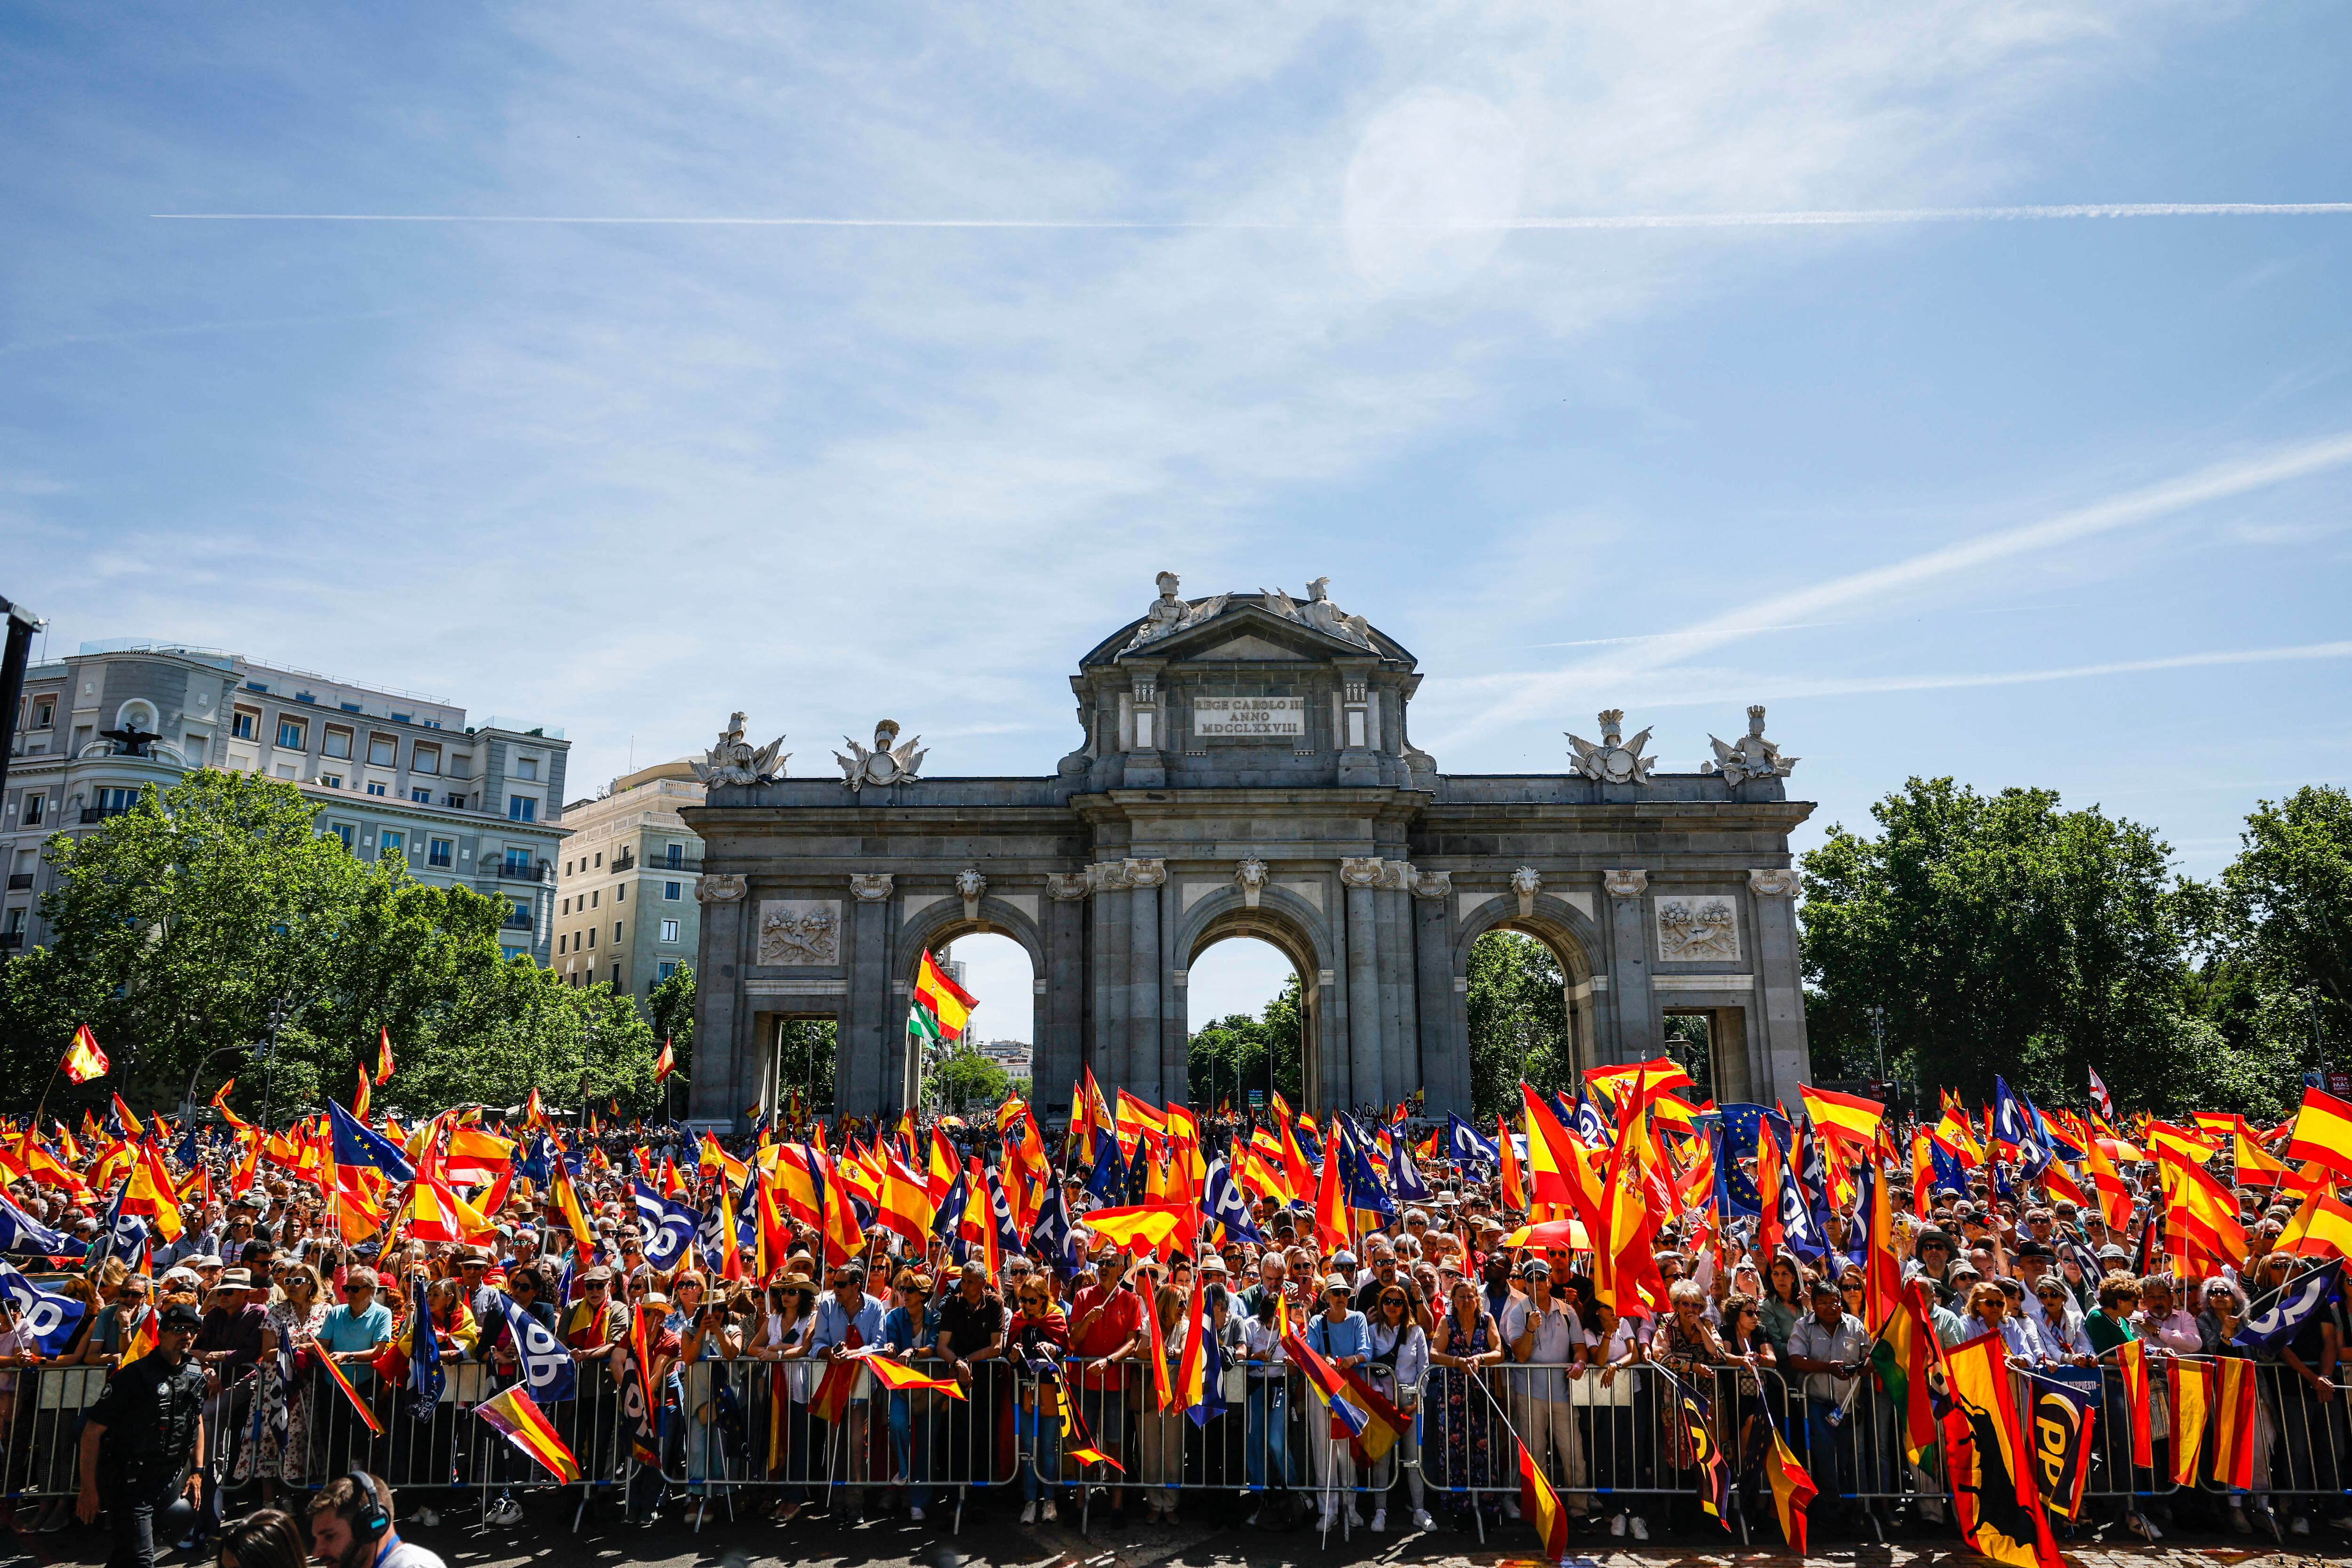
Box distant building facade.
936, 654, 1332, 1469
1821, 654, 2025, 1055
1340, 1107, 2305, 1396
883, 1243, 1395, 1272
2, 640, 570, 963
554, 758, 705, 1000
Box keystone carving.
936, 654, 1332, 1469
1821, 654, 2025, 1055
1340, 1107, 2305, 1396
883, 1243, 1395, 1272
696, 874, 747, 904
1509, 866, 1542, 916
956, 868, 987, 917
1602, 868, 1649, 899
848, 873, 895, 902
1047, 872, 1091, 902
1235, 857, 1268, 909
1748, 868, 1803, 898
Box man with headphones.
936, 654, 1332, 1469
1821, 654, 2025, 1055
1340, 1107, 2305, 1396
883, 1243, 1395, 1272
304, 1472, 445, 1568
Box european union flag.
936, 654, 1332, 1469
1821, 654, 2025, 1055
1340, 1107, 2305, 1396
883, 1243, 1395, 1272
327, 1101, 414, 1182
1716, 1103, 1790, 1217
1086, 1132, 1127, 1207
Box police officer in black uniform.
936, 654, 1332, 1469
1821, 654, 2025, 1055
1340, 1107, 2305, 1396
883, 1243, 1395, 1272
74, 1299, 208, 1568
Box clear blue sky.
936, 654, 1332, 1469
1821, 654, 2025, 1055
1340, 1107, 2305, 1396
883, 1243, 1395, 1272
8, 5, 2351, 1039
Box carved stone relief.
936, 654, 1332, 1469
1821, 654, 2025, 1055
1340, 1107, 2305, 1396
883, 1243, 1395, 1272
956, 868, 987, 919
757, 900, 842, 965
696, 874, 747, 904
1411, 868, 1452, 901
1603, 868, 1649, 899
1339, 856, 1384, 890
1125, 858, 1168, 889
1656, 896, 1741, 963
692, 712, 788, 786
1707, 706, 1800, 787
1235, 856, 1268, 908
1566, 709, 1657, 785
1510, 866, 1542, 917
1747, 868, 1803, 898
1047, 872, 1091, 902
848, 873, 894, 902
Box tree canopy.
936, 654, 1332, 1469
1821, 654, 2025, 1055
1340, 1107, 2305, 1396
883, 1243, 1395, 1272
1799, 776, 2311, 1117
0, 770, 667, 1122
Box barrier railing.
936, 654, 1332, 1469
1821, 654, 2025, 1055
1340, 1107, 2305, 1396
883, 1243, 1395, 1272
7, 1343, 2343, 1545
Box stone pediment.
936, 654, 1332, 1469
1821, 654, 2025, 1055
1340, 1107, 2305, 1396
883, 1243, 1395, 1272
1187, 632, 1298, 661
1081, 593, 1414, 669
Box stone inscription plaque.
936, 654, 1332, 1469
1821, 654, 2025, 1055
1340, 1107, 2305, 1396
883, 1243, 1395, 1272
1194, 696, 1305, 738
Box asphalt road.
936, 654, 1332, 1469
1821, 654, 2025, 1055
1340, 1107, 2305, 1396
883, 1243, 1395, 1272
9, 1491, 2343, 1568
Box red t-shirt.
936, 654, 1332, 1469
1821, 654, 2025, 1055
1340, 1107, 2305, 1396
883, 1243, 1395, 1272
1070, 1283, 1145, 1390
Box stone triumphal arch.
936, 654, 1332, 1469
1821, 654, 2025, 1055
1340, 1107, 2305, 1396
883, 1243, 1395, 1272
684, 575, 1816, 1130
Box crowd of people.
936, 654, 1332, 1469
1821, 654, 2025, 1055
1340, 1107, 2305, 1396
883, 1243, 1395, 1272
0, 1064, 2347, 1568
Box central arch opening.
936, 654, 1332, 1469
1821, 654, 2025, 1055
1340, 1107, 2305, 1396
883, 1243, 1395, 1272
921, 932, 1036, 1114
1184, 933, 1305, 1118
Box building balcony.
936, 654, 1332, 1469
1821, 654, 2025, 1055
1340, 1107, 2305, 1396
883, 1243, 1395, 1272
611, 849, 636, 872
0, 933, 23, 951
501, 911, 535, 931
488, 860, 554, 883
80, 804, 133, 824
7, 873, 32, 890
652, 856, 703, 874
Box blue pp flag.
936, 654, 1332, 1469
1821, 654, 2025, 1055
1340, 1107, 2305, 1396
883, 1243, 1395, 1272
632, 1181, 701, 1271
1200, 1155, 1263, 1245
0, 1261, 88, 1355
1447, 1114, 1497, 1173
497, 1293, 577, 1402
0, 1191, 71, 1257
406, 1273, 444, 1421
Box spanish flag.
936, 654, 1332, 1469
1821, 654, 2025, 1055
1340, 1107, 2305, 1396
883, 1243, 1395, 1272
1516, 1435, 1572, 1561
315, 1347, 384, 1436
374, 1027, 396, 1085
61, 1025, 110, 1085
476, 1385, 580, 1481
1058, 1376, 1122, 1471
2211, 1358, 2257, 1492
110, 1093, 144, 1138
653, 1037, 676, 1082
352, 1061, 372, 1124
1941, 1330, 2061, 1568
912, 949, 977, 1043
2167, 1357, 2213, 1487
2288, 1087, 2352, 1177
123, 1304, 159, 1364
856, 1350, 966, 1401
2114, 1339, 2153, 1466
1799, 1083, 1885, 1148
2279, 1183, 2352, 1260
1762, 1410, 1818, 1554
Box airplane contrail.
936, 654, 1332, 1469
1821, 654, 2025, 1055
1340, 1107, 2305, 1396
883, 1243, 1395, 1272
148, 202, 2352, 230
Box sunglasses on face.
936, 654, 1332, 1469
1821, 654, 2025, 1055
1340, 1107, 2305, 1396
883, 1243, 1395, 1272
1380, 1295, 1407, 1306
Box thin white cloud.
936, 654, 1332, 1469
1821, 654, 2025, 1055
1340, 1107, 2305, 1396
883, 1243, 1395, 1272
148, 200, 2352, 229
1423, 429, 2352, 741
1631, 638, 2352, 708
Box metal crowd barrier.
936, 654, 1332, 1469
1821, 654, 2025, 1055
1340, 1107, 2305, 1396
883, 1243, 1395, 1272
6, 1345, 2343, 1544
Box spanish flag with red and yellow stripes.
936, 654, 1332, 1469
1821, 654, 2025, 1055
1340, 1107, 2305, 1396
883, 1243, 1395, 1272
476, 1385, 580, 1481
61, 1025, 110, 1085
2288, 1087, 2352, 1177
1516, 1436, 1571, 1561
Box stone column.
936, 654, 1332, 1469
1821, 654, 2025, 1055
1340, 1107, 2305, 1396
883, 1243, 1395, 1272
1341, 857, 1385, 1113
1091, 860, 1130, 1091
1376, 861, 1416, 1108
1604, 868, 1656, 1065
1126, 858, 1166, 1103
1748, 869, 1812, 1111
689, 874, 747, 1125
1409, 869, 1460, 1116
1040, 872, 1090, 1122
842, 874, 894, 1122
1160, 876, 1188, 1108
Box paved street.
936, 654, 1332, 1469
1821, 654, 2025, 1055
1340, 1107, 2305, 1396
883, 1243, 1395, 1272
11, 1499, 2345, 1568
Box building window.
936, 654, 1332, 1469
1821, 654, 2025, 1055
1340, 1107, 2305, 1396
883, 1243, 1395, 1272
558, 933, 567, 954
277, 718, 308, 750
320, 774, 342, 790
612, 963, 621, 987
613, 921, 623, 944
516, 756, 540, 781
340, 701, 362, 713
660, 919, 679, 943
664, 844, 683, 868
323, 726, 353, 760
410, 787, 431, 804
589, 890, 598, 909
615, 883, 624, 903
502, 946, 525, 962
231, 708, 259, 740
561, 897, 570, 916
412, 743, 440, 775
24, 793, 43, 826
658, 961, 679, 982
594, 852, 602, 868
97, 787, 137, 814
428, 838, 453, 868
275, 764, 297, 780
326, 823, 355, 851
367, 734, 397, 767
509, 796, 536, 822
32, 698, 54, 729
391, 711, 412, 724
182, 732, 208, 762
366, 781, 387, 796
379, 830, 405, 862
443, 792, 465, 809
586, 926, 596, 948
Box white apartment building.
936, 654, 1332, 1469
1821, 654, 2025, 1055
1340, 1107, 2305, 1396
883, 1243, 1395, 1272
2, 640, 570, 963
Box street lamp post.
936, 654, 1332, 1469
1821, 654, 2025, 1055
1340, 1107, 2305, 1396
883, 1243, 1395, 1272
1865, 1004, 1887, 1087
2306, 985, 2330, 1088
257, 999, 291, 1135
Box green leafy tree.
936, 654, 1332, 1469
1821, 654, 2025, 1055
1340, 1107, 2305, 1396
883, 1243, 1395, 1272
2219, 784, 2352, 1058
924, 1046, 1009, 1114
1186, 972, 1304, 1110
776, 1018, 837, 1114
1797, 776, 2262, 1114
1465, 931, 1573, 1118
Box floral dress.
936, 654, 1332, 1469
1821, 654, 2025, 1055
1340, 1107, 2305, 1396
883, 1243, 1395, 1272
1432, 1312, 1496, 1507
236, 1299, 330, 1484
